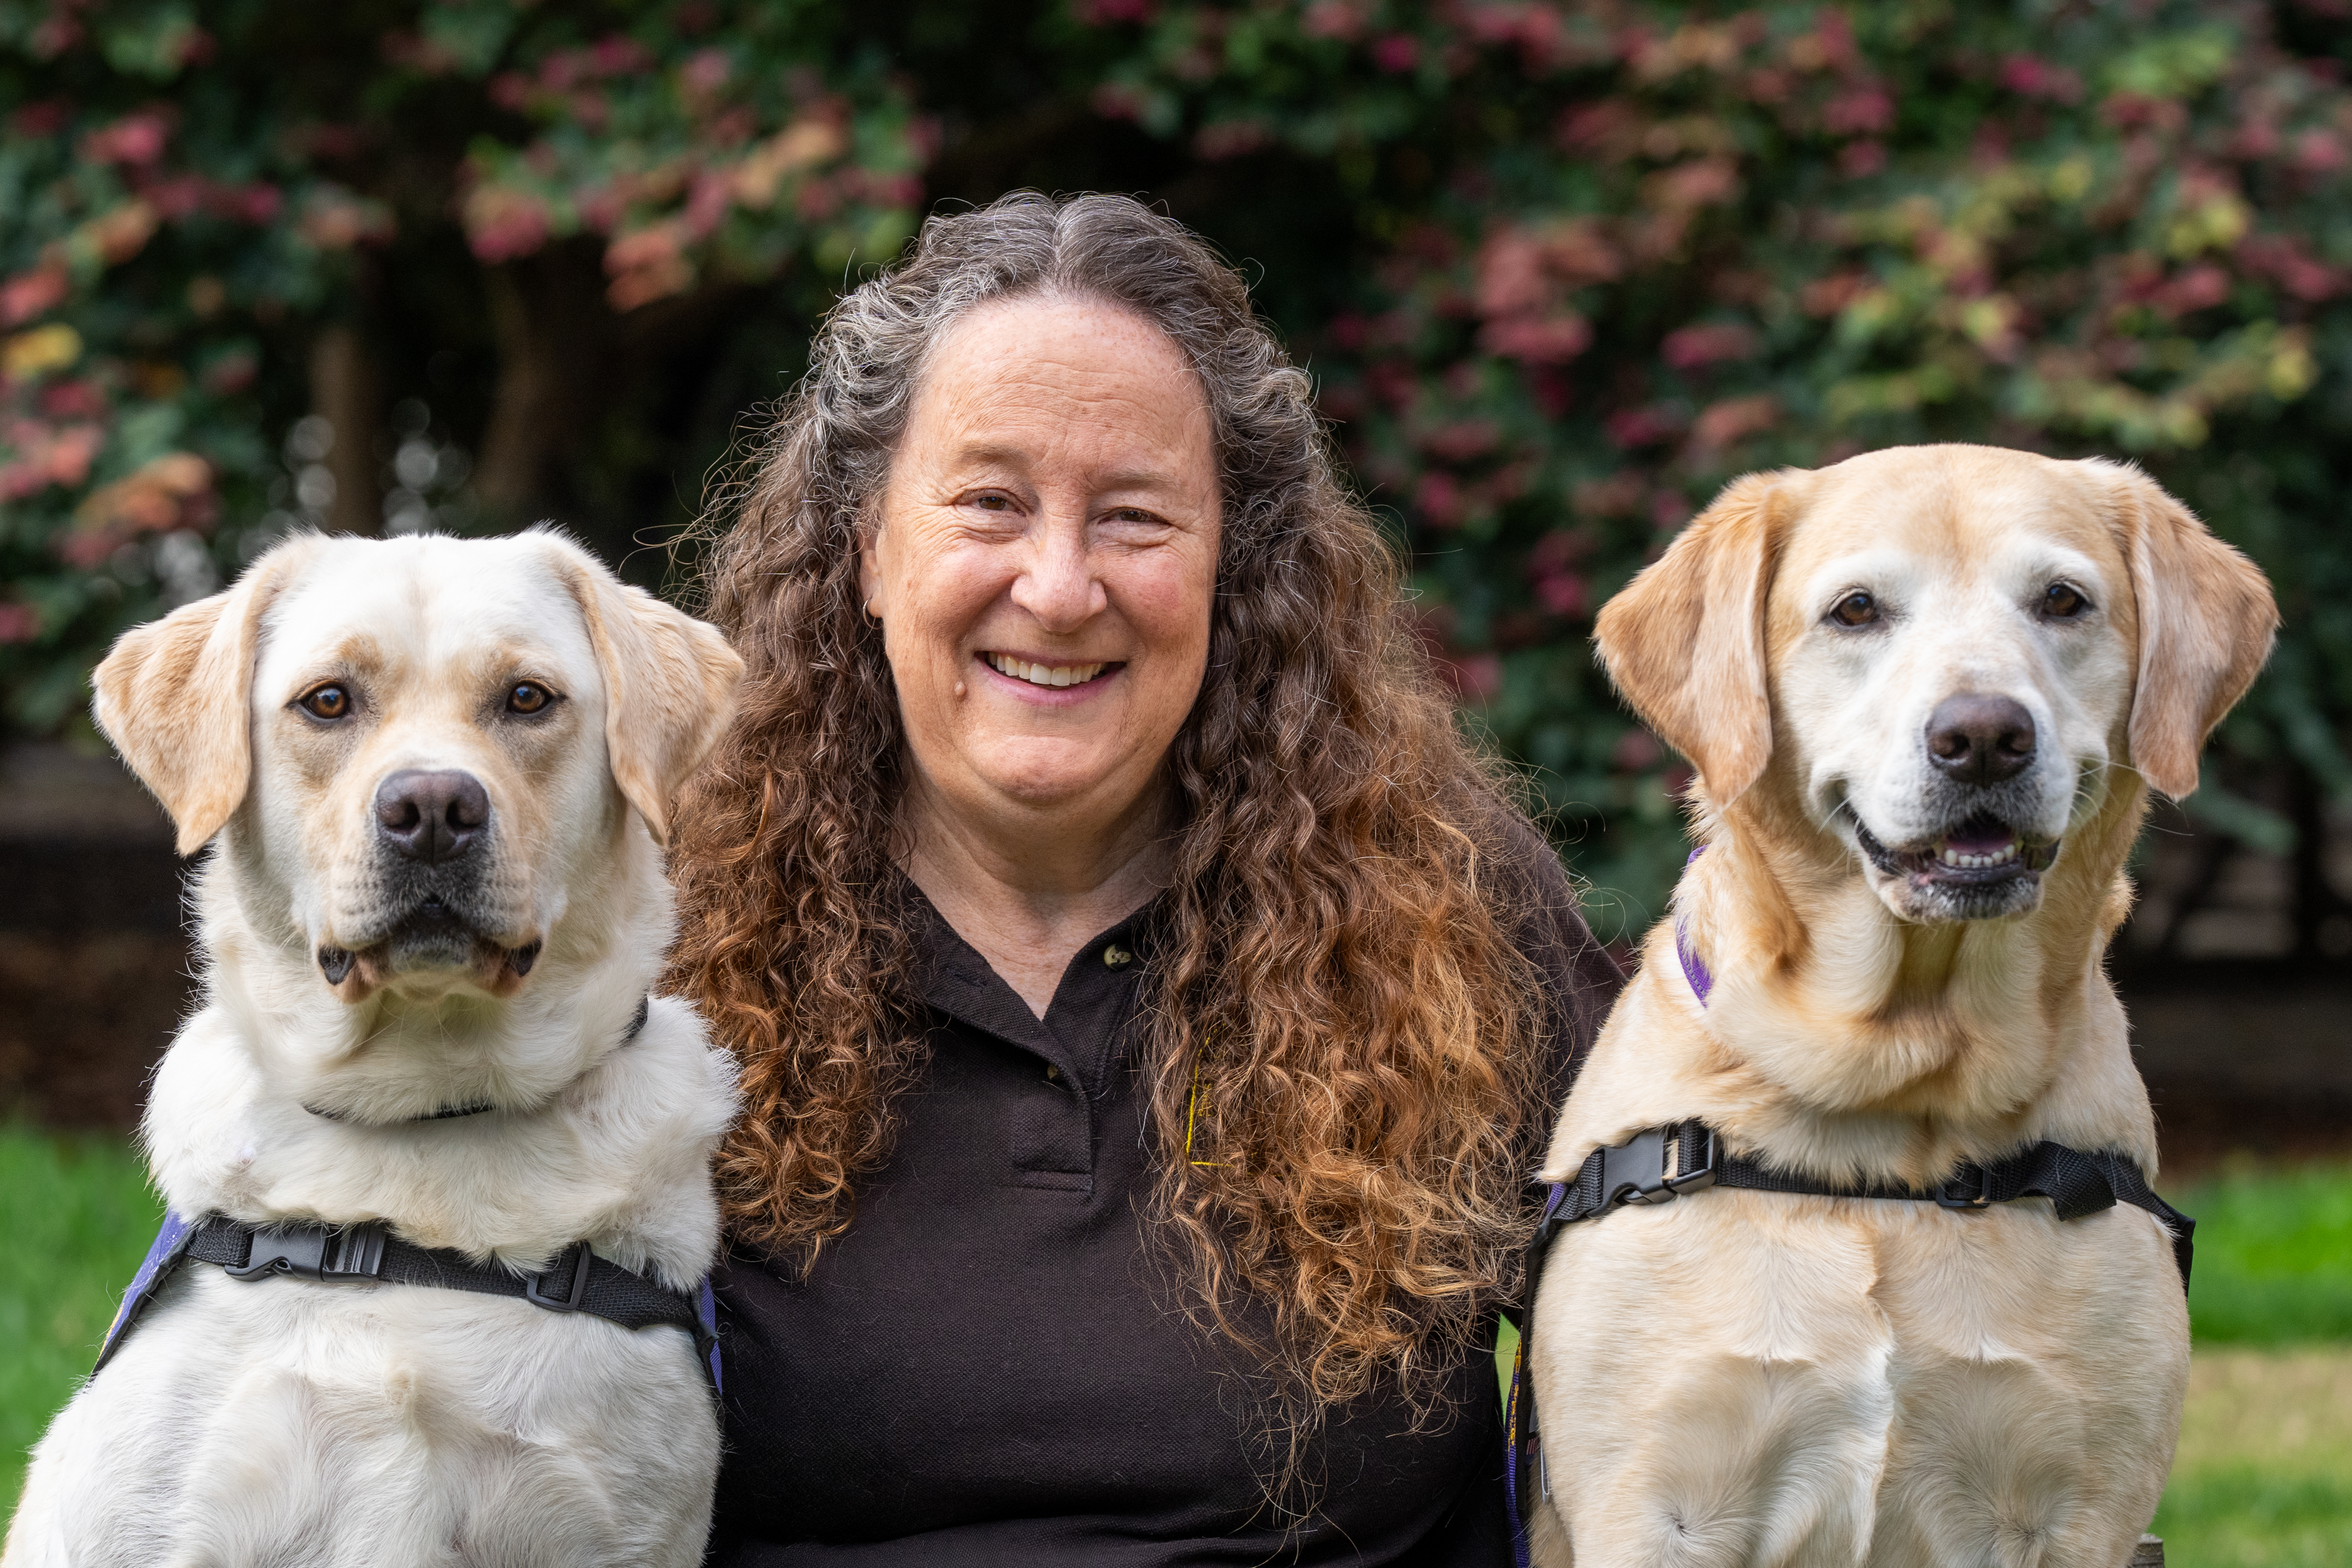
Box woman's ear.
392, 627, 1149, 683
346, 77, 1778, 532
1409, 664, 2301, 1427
91, 538, 312, 856
856, 520, 884, 619
2095, 463, 2278, 800
546, 534, 746, 846
1592, 470, 1796, 808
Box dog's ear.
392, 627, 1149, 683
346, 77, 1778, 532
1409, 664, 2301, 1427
1593, 470, 1794, 807
91, 541, 308, 856
2096, 464, 2277, 800
549, 538, 744, 847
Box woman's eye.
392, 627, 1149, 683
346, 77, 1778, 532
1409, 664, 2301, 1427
974, 493, 1011, 511
507, 681, 553, 714
2042, 581, 2091, 619
1828, 590, 1879, 628
298, 684, 350, 720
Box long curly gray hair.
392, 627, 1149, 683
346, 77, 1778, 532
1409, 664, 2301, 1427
669, 191, 1551, 1417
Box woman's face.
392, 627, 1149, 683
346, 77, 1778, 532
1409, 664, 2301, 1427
862, 294, 1221, 834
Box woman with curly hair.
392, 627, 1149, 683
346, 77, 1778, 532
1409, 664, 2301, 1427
669, 190, 1621, 1564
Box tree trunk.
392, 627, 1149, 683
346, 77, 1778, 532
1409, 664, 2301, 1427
308, 324, 381, 536
476, 244, 620, 528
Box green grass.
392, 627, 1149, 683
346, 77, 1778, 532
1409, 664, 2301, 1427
0, 1128, 162, 1512
2183, 1162, 2352, 1345
2153, 1349, 2352, 1567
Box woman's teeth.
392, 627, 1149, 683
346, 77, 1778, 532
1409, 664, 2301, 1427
1937, 841, 2020, 869
985, 653, 1105, 688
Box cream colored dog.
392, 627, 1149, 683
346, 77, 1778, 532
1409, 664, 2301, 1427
1528, 446, 2276, 1567
4, 531, 743, 1567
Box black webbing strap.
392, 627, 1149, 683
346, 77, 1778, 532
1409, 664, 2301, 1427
181, 1216, 713, 1363
1556, 1120, 2194, 1288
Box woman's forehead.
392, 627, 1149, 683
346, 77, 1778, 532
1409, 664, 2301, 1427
903, 296, 1215, 474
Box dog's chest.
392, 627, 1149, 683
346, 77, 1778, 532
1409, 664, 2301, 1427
1531, 1190, 2189, 1566
55, 1266, 718, 1566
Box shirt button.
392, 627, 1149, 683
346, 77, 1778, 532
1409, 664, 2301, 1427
1103, 944, 1133, 968
1045, 1064, 1062, 1082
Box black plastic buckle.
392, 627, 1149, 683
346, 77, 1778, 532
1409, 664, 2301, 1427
1605, 1123, 1718, 1208
525, 1242, 592, 1312
225, 1222, 388, 1282
1936, 1163, 1995, 1211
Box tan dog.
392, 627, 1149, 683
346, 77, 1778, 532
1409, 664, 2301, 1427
1528, 446, 2275, 1567
6, 531, 743, 1567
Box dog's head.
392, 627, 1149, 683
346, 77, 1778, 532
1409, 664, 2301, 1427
93, 530, 743, 1002
1597, 445, 2276, 924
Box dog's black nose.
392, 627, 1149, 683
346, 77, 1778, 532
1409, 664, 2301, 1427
1925, 694, 2037, 785
374, 770, 490, 863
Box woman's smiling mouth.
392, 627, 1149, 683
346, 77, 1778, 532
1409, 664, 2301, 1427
982, 652, 1116, 689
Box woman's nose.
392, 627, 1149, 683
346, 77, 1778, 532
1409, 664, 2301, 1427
1008, 523, 1105, 632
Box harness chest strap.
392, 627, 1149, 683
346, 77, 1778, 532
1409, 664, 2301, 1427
96, 1213, 721, 1393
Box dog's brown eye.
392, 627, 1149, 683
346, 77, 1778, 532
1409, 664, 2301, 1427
506, 681, 552, 715
298, 684, 350, 720
1828, 591, 1879, 628
2042, 582, 2090, 619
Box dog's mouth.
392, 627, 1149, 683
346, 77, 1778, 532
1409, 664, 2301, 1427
1848, 809, 2061, 887
319, 897, 542, 997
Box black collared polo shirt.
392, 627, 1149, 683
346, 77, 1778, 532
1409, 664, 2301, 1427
707, 838, 1620, 1566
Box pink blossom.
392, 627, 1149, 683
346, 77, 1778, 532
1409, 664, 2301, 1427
683, 170, 731, 238
1372, 35, 1421, 73
1, 269, 69, 326
2000, 54, 2083, 103
1441, 652, 1505, 704
1413, 469, 1466, 527
1822, 85, 1893, 135
1479, 313, 1592, 363
1689, 394, 1779, 451
39, 379, 106, 420
1421, 420, 1501, 462
81, 111, 170, 165
2296, 129, 2348, 173
12, 100, 70, 138
589, 35, 653, 78
1606, 403, 1685, 449
463, 187, 551, 263
1303, 0, 1365, 42
1535, 571, 1588, 618
1838, 139, 1887, 178
0, 602, 38, 644
680, 48, 731, 98
1611, 728, 1663, 771
1661, 321, 1759, 370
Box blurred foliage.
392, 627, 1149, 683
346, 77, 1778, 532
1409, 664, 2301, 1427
4, 0, 2351, 914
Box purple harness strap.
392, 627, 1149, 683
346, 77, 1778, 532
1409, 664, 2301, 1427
96, 1209, 195, 1371
1675, 845, 1715, 1008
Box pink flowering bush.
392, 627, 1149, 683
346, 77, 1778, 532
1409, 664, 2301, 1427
4, 0, 2347, 924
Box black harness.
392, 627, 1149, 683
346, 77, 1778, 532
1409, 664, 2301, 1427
1503, 1124, 2191, 1562
96, 994, 720, 1390
96, 1214, 717, 1384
